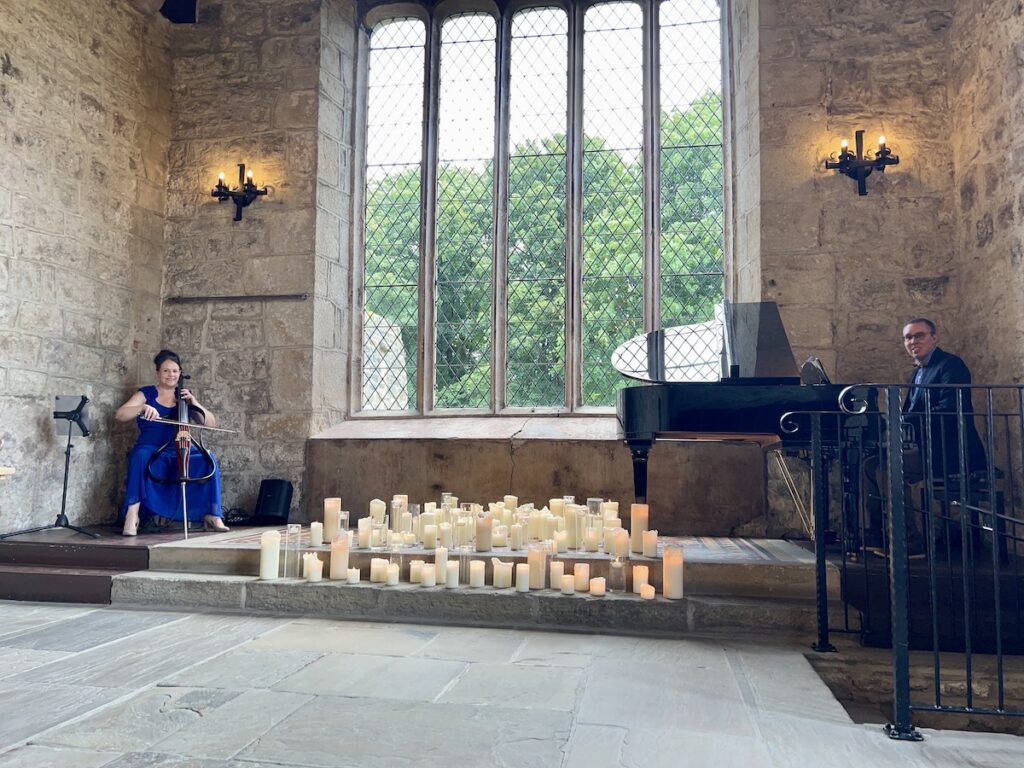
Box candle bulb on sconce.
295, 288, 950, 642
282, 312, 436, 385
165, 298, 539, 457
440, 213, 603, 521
210, 163, 267, 221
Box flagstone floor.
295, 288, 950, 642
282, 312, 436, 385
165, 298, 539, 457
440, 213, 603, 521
0, 601, 1020, 768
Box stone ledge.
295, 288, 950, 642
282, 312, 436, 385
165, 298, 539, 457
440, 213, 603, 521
311, 415, 619, 441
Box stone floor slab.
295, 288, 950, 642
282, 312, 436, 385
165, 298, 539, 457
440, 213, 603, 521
414, 626, 525, 663
0, 681, 132, 749
0, 744, 117, 768
0, 646, 71, 679
273, 653, 465, 701
511, 630, 638, 668
247, 619, 437, 656
0, 603, 96, 642
158, 649, 322, 690
439, 661, 583, 712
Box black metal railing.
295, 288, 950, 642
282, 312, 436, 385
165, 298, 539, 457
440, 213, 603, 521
787, 383, 1024, 740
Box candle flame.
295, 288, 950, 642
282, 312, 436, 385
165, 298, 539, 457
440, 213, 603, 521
840, 139, 849, 150
878, 135, 886, 145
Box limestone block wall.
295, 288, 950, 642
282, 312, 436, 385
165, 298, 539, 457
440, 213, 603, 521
756, 0, 959, 383
949, 1, 1024, 385
163, 0, 323, 515
0, 0, 170, 532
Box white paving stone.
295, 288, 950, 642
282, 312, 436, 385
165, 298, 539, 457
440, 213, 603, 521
273, 653, 466, 701
439, 661, 583, 711
247, 618, 438, 656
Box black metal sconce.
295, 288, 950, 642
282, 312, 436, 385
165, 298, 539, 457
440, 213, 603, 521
211, 164, 267, 221
824, 130, 899, 196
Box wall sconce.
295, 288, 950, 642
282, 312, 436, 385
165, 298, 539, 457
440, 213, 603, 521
824, 130, 899, 196
211, 163, 267, 221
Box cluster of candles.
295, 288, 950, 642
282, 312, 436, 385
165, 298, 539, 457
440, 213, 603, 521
257, 492, 684, 600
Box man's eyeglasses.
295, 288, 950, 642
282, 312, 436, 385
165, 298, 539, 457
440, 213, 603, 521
904, 332, 934, 342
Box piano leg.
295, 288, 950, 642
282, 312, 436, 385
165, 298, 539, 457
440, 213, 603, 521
628, 440, 653, 504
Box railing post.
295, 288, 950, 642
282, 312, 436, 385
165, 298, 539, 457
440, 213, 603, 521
811, 413, 836, 653
883, 385, 922, 741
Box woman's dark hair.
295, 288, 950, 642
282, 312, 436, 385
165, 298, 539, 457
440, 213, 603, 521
153, 349, 182, 370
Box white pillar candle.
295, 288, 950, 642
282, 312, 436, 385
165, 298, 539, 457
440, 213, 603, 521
420, 565, 437, 587
309, 521, 324, 547
589, 577, 606, 596
510, 523, 523, 550
369, 498, 386, 523
434, 546, 448, 583
475, 513, 493, 551
614, 528, 630, 558
419, 512, 436, 543
409, 560, 424, 583
306, 555, 323, 583
560, 573, 575, 595
630, 503, 649, 554
584, 528, 599, 552
503, 494, 518, 510
642, 529, 658, 558
527, 545, 547, 589
329, 535, 349, 580
323, 498, 342, 541
446, 560, 460, 588
528, 512, 544, 542
550, 560, 564, 587
422, 524, 438, 549
386, 563, 400, 585
553, 530, 568, 553
357, 517, 371, 548
549, 498, 565, 516
369, 558, 388, 582
515, 563, 530, 592
663, 545, 684, 599
543, 516, 559, 541
492, 558, 513, 588
640, 583, 656, 600
400, 511, 413, 533
492, 526, 508, 547
402, 532, 416, 546
346, 567, 360, 584
438, 522, 453, 549
574, 563, 590, 592
424, 501, 436, 515
469, 560, 485, 588
301, 552, 311, 579
259, 530, 281, 580
564, 506, 578, 549
632, 564, 649, 594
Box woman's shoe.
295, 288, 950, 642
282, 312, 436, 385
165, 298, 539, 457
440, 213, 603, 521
122, 510, 139, 537
203, 515, 230, 532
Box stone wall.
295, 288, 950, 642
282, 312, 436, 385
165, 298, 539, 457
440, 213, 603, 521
949, 1, 1024, 385
0, 0, 170, 533
162, 0, 324, 516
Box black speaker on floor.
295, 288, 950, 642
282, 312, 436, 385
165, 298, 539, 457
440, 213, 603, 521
250, 478, 293, 525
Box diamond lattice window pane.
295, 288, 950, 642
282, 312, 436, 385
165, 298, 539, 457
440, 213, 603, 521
659, 0, 724, 329
582, 2, 644, 407
361, 18, 426, 411
507, 8, 568, 408
434, 14, 496, 409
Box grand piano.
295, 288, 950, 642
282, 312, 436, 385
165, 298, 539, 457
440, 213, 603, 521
614, 301, 849, 503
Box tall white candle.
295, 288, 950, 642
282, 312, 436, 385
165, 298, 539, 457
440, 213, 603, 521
434, 546, 448, 583
400, 511, 413, 533
560, 573, 575, 595
614, 528, 630, 558
301, 552, 311, 579
446, 560, 460, 588
554, 530, 568, 553
357, 517, 371, 548
515, 563, 530, 592
630, 504, 649, 554
306, 555, 323, 582
640, 583, 656, 600
663, 545, 684, 599
632, 564, 649, 594
492, 558, 513, 588
329, 534, 349, 579
469, 560, 485, 588
323, 498, 342, 541
574, 563, 590, 592
409, 560, 424, 583
259, 530, 281, 580
642, 529, 658, 558
550, 560, 564, 587
589, 577, 606, 596
475, 513, 493, 551
346, 567, 360, 584
369, 498, 386, 523
549, 498, 565, 516
419, 512, 436, 543
564, 506, 578, 549
422, 524, 438, 549
420, 565, 437, 587
510, 523, 523, 550
527, 545, 547, 589
310, 521, 324, 547
438, 522, 453, 549
584, 528, 599, 552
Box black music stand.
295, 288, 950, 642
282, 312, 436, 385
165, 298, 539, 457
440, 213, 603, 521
0, 396, 101, 540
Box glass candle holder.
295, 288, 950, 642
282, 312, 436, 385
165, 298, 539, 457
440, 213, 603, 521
608, 556, 627, 592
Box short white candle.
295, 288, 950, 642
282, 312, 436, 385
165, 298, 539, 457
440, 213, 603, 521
329, 534, 349, 580
584, 528, 599, 552
504, 494, 518, 510
446, 560, 460, 588
515, 563, 530, 592
434, 546, 448, 583
346, 567, 360, 584
402, 532, 416, 546
553, 530, 568, 553
400, 511, 412, 533
306, 555, 323, 583
614, 528, 630, 558
492, 558, 513, 588
369, 498, 386, 523
437, 522, 452, 549
475, 513, 493, 551
369, 557, 388, 582
409, 560, 424, 583
301, 551, 311, 579
543, 516, 559, 541
422, 524, 438, 549
386, 563, 399, 586
574, 563, 590, 592
310, 521, 324, 547
492, 526, 508, 547
420, 566, 437, 587
357, 517, 371, 548
550, 560, 564, 586
632, 564, 649, 594
259, 530, 281, 580
589, 577, 606, 597
630, 504, 649, 554
549, 498, 565, 516
323, 498, 342, 541
560, 573, 575, 595
640, 583, 656, 600
510, 523, 523, 551
642, 529, 658, 557
663, 545, 684, 599
469, 560, 485, 588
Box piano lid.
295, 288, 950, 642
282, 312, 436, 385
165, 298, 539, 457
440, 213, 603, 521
611, 301, 799, 383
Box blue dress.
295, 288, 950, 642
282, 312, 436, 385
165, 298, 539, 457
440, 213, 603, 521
122, 386, 223, 523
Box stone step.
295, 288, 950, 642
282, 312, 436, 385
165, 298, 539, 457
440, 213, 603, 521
0, 563, 123, 603
0, 538, 149, 572
110, 570, 823, 638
